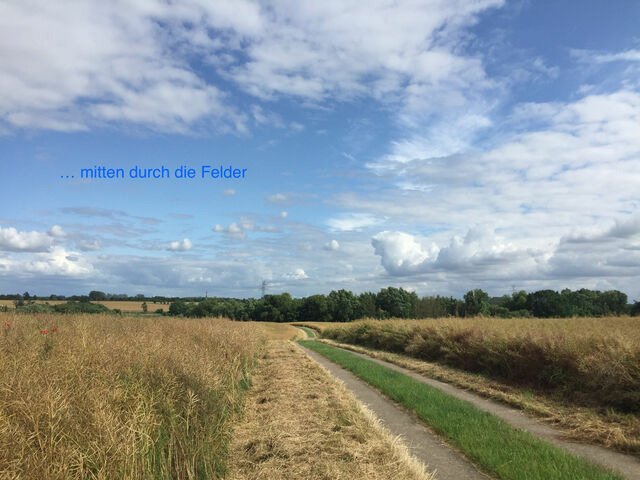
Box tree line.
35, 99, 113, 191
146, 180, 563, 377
168, 287, 638, 321
3, 287, 637, 320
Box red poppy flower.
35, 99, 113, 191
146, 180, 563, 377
52, 328, 57, 332
4, 322, 9, 327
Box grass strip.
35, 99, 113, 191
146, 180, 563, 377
299, 340, 623, 480
297, 326, 316, 338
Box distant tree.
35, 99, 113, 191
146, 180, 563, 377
505, 290, 527, 311
169, 300, 189, 316
526, 290, 565, 317
300, 295, 332, 322
600, 290, 628, 315
328, 289, 362, 322
463, 289, 490, 316
23, 292, 30, 300
89, 290, 107, 301
376, 287, 419, 318
358, 292, 378, 318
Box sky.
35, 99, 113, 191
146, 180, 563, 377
1, 0, 640, 300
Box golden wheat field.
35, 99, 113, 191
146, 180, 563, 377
0, 313, 262, 479
308, 317, 640, 412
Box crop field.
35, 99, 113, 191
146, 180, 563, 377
300, 316, 640, 411
2, 312, 638, 479
296, 317, 640, 455
0, 313, 261, 479
0, 300, 172, 312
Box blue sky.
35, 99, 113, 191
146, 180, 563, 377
1, 0, 640, 299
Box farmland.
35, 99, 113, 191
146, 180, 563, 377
0, 313, 261, 479
0, 314, 430, 479
0, 300, 171, 312
298, 317, 640, 455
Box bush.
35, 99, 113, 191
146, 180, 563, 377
15, 303, 55, 314
53, 301, 111, 314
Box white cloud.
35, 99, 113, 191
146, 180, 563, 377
267, 193, 288, 203
573, 49, 640, 64
0, 226, 54, 252
213, 218, 278, 239
48, 225, 66, 237
167, 238, 193, 251
280, 211, 288, 218
0, 246, 94, 277
283, 268, 308, 280
327, 213, 383, 231
0, 0, 504, 134
371, 231, 435, 275
222, 189, 235, 196
323, 239, 340, 251
0, 0, 246, 133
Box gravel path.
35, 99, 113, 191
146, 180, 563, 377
307, 341, 640, 480
298, 343, 490, 480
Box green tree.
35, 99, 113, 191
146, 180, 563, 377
300, 295, 332, 322
376, 287, 419, 318
328, 289, 362, 322
89, 290, 107, 301
463, 289, 490, 316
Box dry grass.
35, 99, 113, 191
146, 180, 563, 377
227, 340, 431, 480
317, 338, 640, 456
0, 300, 173, 312
314, 317, 640, 413
252, 322, 304, 340
0, 312, 262, 479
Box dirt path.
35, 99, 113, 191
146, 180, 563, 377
310, 342, 640, 480
298, 343, 490, 480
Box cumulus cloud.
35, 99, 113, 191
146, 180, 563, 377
371, 231, 436, 275
167, 238, 193, 251
0, 246, 94, 278
372, 227, 528, 276
0, 226, 54, 252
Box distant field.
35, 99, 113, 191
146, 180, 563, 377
0, 299, 172, 312
0, 313, 261, 478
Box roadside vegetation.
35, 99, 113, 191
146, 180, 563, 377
300, 341, 623, 480
0, 313, 262, 479
317, 338, 640, 455
318, 318, 640, 413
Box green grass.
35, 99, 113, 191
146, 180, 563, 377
299, 340, 623, 480
297, 326, 316, 338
